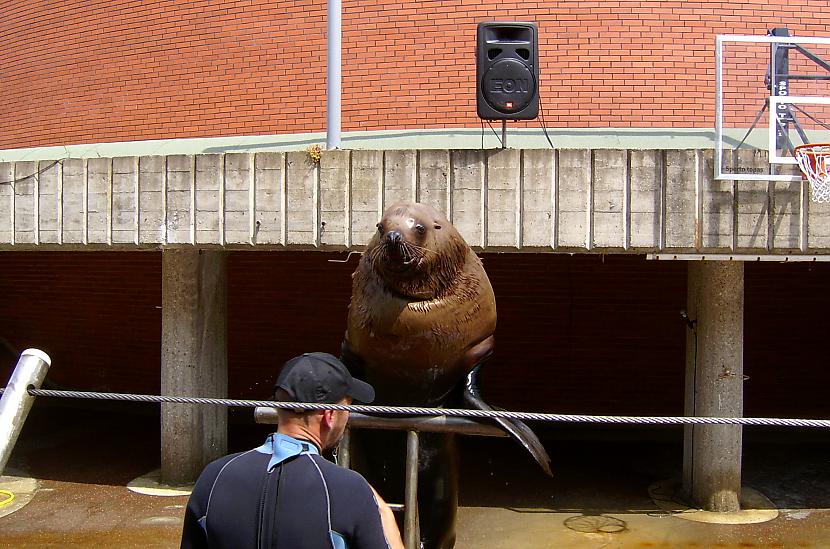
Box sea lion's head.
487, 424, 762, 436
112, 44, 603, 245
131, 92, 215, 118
365, 202, 469, 299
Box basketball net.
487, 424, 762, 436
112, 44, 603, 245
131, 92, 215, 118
794, 143, 830, 203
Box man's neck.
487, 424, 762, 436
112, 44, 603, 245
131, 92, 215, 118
276, 426, 324, 452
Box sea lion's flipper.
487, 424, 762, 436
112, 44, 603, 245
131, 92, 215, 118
463, 365, 553, 477
340, 339, 367, 381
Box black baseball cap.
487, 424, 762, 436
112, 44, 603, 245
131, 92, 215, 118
275, 352, 375, 404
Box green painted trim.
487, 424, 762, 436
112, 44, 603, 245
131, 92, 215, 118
0, 127, 752, 162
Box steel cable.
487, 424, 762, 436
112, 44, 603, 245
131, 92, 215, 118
2, 387, 829, 428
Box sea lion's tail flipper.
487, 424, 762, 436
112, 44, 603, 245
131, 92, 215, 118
463, 365, 553, 478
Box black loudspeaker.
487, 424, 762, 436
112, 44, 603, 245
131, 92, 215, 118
476, 22, 539, 120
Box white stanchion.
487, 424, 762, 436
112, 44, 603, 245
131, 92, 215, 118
0, 349, 52, 475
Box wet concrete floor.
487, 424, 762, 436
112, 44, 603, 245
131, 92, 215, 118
1, 402, 829, 548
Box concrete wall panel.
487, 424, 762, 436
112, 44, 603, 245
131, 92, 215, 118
557, 150, 590, 249
0, 149, 827, 255
417, 150, 451, 218
319, 150, 349, 247
383, 150, 417, 207
807, 199, 830, 250
223, 153, 253, 245
629, 151, 661, 249
350, 150, 382, 246
734, 150, 770, 251
166, 155, 194, 245
451, 150, 485, 248
13, 162, 37, 244
771, 180, 802, 251
520, 149, 554, 249
0, 163, 12, 244
701, 150, 734, 251
253, 152, 285, 246
664, 151, 696, 250
486, 149, 520, 249
139, 156, 166, 244
111, 157, 138, 245
285, 151, 316, 246
37, 161, 62, 244
194, 154, 223, 245
592, 150, 626, 249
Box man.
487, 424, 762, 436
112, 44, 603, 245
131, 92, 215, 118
181, 352, 404, 549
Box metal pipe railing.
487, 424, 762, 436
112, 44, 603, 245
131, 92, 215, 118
0, 349, 52, 475
254, 407, 509, 437
255, 406, 508, 549
404, 430, 419, 549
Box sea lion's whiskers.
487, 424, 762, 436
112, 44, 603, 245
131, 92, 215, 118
401, 241, 418, 262
407, 243, 438, 256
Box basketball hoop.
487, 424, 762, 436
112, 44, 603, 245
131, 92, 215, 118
794, 143, 830, 203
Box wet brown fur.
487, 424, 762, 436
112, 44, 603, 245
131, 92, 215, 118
344, 201, 496, 407
343, 202, 498, 548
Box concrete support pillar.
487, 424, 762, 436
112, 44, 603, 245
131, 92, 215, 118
161, 248, 228, 485
683, 261, 744, 512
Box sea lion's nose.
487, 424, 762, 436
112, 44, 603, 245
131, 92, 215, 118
386, 230, 402, 244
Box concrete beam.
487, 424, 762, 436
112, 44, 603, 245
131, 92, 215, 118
683, 261, 744, 512
2, 150, 829, 254
161, 248, 228, 484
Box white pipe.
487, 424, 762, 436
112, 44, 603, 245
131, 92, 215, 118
0, 349, 52, 474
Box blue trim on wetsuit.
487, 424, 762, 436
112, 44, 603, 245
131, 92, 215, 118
255, 433, 321, 470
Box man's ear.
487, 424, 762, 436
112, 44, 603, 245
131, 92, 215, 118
321, 409, 335, 428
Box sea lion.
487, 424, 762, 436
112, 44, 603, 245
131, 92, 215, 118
341, 202, 551, 549
344, 201, 496, 406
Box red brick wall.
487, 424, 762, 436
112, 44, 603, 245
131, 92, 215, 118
0, 252, 162, 392
3, 1, 830, 148
0, 251, 827, 419
225, 253, 690, 416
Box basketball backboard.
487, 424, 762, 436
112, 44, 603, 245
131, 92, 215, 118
716, 32, 830, 181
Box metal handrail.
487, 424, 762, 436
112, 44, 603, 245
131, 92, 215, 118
255, 407, 510, 549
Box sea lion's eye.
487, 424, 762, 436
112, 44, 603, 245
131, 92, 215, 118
415, 224, 426, 235
434, 224, 441, 230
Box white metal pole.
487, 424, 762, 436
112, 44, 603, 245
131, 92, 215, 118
326, 0, 342, 149
0, 349, 52, 474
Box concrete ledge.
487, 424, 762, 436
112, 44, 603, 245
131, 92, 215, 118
1, 149, 828, 253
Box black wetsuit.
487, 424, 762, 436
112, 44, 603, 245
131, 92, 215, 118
181, 433, 391, 549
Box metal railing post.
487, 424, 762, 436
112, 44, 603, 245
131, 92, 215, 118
404, 430, 419, 549
254, 407, 510, 547
337, 427, 351, 468
0, 349, 52, 474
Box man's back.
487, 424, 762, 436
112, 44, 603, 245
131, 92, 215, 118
181, 435, 391, 549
